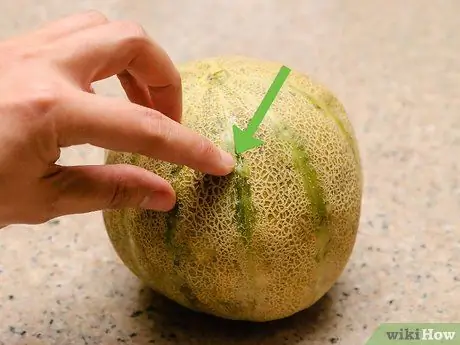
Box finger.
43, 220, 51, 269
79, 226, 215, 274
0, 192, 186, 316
45, 164, 176, 217
117, 70, 153, 107
22, 10, 109, 44
49, 20, 182, 122
55, 91, 235, 176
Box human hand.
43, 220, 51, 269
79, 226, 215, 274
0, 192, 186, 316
0, 11, 235, 226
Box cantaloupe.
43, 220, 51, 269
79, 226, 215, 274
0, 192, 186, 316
103, 56, 363, 322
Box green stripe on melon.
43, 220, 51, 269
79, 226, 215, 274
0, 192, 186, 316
233, 154, 256, 245
103, 56, 363, 322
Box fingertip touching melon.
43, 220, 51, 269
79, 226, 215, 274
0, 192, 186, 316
103, 56, 363, 322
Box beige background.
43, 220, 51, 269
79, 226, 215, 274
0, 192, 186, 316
0, 0, 459, 344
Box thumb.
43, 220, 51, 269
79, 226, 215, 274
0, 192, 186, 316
45, 164, 176, 217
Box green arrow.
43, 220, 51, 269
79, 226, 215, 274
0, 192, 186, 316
232, 65, 291, 154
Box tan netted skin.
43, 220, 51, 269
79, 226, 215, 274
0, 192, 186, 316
103, 56, 363, 322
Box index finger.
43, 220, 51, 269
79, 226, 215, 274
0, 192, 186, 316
49, 20, 182, 122
55, 91, 235, 177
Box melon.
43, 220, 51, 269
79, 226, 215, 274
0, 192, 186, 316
103, 56, 363, 322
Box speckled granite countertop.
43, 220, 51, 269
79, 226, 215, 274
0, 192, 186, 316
0, 1, 459, 344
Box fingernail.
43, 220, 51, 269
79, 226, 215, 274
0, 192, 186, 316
140, 192, 175, 211
220, 149, 235, 169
